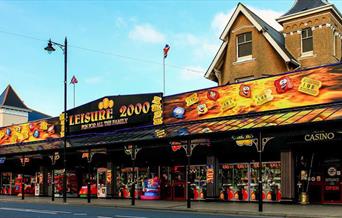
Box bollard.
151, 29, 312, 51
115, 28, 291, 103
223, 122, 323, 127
21, 182, 24, 200
299, 192, 309, 205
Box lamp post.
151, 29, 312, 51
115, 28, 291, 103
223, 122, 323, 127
44, 37, 68, 203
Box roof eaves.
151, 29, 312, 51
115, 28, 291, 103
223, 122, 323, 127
277, 4, 335, 23
0, 86, 10, 106
204, 41, 227, 81
220, 3, 263, 41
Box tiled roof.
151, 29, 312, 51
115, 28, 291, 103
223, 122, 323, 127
69, 103, 342, 148
243, 5, 298, 66
282, 0, 328, 17
28, 109, 51, 121
0, 85, 29, 110
1, 103, 342, 155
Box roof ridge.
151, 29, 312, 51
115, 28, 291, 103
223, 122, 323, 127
241, 4, 281, 36
281, 0, 329, 17
0, 85, 10, 106
0, 85, 29, 110
28, 108, 51, 117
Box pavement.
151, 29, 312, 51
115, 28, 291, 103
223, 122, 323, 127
0, 196, 341, 218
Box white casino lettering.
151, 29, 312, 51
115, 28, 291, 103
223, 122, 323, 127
304, 132, 335, 142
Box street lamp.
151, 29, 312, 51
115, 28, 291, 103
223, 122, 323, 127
44, 37, 68, 203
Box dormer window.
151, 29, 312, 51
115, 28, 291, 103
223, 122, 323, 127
237, 32, 252, 61
301, 28, 313, 55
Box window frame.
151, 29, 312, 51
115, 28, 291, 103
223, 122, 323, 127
236, 32, 253, 62
301, 27, 313, 56
334, 32, 338, 57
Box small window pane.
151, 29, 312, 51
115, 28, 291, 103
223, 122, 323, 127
238, 42, 252, 57
302, 30, 307, 38
302, 28, 313, 53
303, 38, 313, 52
238, 35, 244, 43
237, 32, 252, 58
246, 32, 252, 41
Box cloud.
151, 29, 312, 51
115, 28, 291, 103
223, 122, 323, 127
115, 17, 126, 28
174, 33, 200, 46
173, 33, 219, 59
128, 24, 165, 43
84, 76, 103, 85
211, 7, 284, 34
211, 8, 235, 35
193, 42, 219, 59
180, 66, 206, 80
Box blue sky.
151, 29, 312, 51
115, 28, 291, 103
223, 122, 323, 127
0, 0, 341, 116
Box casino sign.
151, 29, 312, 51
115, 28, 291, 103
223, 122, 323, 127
66, 93, 163, 133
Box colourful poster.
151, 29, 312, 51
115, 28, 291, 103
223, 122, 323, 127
0, 117, 60, 146
163, 64, 342, 124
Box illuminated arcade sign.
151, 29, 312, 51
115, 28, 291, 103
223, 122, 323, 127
163, 64, 342, 124
0, 117, 61, 146
67, 93, 162, 133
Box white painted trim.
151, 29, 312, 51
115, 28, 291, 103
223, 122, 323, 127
0, 105, 31, 113
277, 4, 342, 24
232, 25, 255, 33
334, 31, 337, 57
298, 53, 316, 60
281, 12, 331, 27
220, 4, 262, 41
233, 57, 256, 65
218, 3, 298, 68
263, 32, 290, 62
236, 55, 253, 63
0, 108, 28, 117
301, 51, 314, 58
204, 41, 228, 79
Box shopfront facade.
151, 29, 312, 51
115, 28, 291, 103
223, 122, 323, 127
0, 63, 342, 204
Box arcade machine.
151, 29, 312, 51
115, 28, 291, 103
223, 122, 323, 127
118, 167, 146, 199
54, 170, 78, 197
141, 176, 160, 200
220, 163, 249, 201
13, 174, 35, 196
97, 168, 111, 198
189, 165, 207, 200
1, 172, 13, 195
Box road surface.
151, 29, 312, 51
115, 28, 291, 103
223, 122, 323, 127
0, 201, 281, 218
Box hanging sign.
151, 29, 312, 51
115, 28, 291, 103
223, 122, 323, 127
0, 157, 6, 164
232, 134, 255, 147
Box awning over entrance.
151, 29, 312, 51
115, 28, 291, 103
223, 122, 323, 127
165, 103, 342, 137
2, 103, 342, 155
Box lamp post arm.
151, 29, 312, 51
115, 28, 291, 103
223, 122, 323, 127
50, 41, 65, 51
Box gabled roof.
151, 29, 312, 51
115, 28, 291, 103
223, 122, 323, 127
205, 3, 299, 80
0, 85, 30, 111
283, 0, 329, 17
